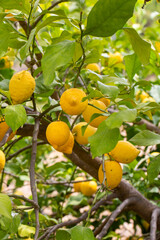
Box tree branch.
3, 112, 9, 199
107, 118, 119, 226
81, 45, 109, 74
150, 208, 160, 240
29, 118, 40, 240
0, 128, 13, 147
9, 194, 39, 208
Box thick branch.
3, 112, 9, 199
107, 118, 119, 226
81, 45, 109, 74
150, 208, 160, 240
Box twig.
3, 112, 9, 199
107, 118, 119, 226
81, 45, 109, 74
150, 208, 160, 240
38, 193, 116, 240
4, 136, 23, 152
96, 197, 137, 240
6, 141, 46, 161
29, 118, 40, 240
0, 128, 13, 147
9, 194, 39, 208
38, 104, 59, 119
74, 11, 86, 87
30, 0, 69, 30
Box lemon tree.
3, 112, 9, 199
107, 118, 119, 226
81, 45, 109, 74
0, 0, 160, 240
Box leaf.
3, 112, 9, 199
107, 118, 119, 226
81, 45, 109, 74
147, 155, 160, 183
71, 226, 95, 240
20, 29, 36, 60
124, 53, 141, 83
97, 81, 119, 99
84, 0, 137, 37
123, 28, 151, 65
0, 23, 10, 57
0, 0, 30, 14
42, 40, 76, 85
65, 194, 87, 208
10, 214, 21, 234
5, 105, 27, 132
130, 130, 160, 146
89, 122, 119, 157
18, 224, 35, 237
105, 109, 137, 129
0, 194, 12, 219
56, 229, 71, 240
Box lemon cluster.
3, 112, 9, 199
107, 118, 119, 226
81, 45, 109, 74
73, 177, 97, 197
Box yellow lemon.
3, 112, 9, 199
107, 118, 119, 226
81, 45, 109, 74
73, 176, 85, 192
0, 117, 16, 142
86, 63, 101, 73
46, 121, 70, 148
53, 132, 74, 154
147, 152, 159, 164
60, 88, 88, 115
72, 122, 97, 145
110, 141, 140, 164
9, 70, 36, 104
155, 41, 160, 53
108, 52, 123, 67
0, 150, 5, 172
0, 56, 13, 69
97, 97, 110, 107
80, 180, 97, 196
135, 90, 149, 101
142, 97, 155, 103
98, 160, 122, 189
82, 99, 108, 128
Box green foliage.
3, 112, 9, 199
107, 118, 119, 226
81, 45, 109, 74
0, 194, 12, 219
130, 130, 160, 146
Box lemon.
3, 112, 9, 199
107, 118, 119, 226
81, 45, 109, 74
135, 90, 149, 101
82, 99, 108, 128
0, 56, 13, 69
73, 176, 85, 192
80, 180, 97, 196
0, 150, 5, 172
46, 121, 70, 148
60, 88, 88, 115
97, 97, 110, 107
86, 63, 101, 73
72, 122, 97, 145
155, 41, 160, 53
108, 52, 123, 67
110, 141, 140, 164
9, 70, 36, 105
142, 97, 155, 103
53, 132, 74, 154
98, 160, 122, 189
0, 117, 16, 142
147, 152, 159, 164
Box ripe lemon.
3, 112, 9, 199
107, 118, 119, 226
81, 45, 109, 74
46, 121, 70, 148
9, 70, 36, 105
147, 152, 159, 164
135, 90, 149, 101
142, 97, 155, 103
0, 150, 5, 172
110, 141, 140, 164
0, 56, 13, 69
97, 97, 110, 107
60, 88, 88, 115
108, 52, 123, 67
72, 122, 97, 145
80, 180, 97, 196
98, 160, 122, 189
0, 117, 16, 142
86, 63, 101, 73
53, 132, 74, 154
155, 41, 160, 53
82, 99, 108, 128
73, 176, 85, 192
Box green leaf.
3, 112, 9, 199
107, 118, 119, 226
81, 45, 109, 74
0, 23, 10, 57
18, 224, 35, 237
20, 29, 36, 60
5, 105, 27, 132
97, 81, 119, 99
42, 40, 76, 85
56, 229, 71, 240
130, 130, 160, 146
0, 0, 31, 14
105, 109, 137, 129
148, 155, 160, 183
71, 226, 95, 240
10, 214, 21, 234
89, 122, 119, 157
65, 194, 87, 208
124, 53, 141, 83
35, 74, 54, 97
84, 0, 137, 37
0, 194, 12, 219
123, 28, 151, 65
